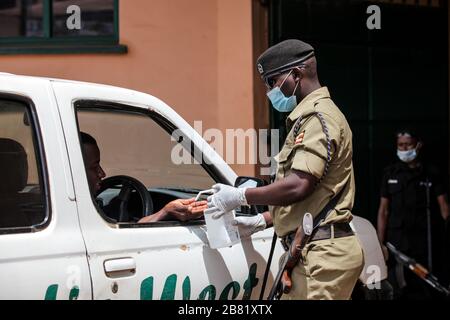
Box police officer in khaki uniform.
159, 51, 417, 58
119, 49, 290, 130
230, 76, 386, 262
206, 39, 364, 300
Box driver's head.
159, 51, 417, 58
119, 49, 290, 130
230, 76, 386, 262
80, 132, 106, 194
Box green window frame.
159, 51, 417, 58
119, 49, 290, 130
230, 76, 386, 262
0, 0, 127, 54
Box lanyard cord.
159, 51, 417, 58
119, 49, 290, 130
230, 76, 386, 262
292, 110, 332, 185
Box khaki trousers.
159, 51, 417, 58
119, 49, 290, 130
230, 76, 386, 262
281, 235, 364, 300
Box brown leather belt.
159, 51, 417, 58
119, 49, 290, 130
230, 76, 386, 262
280, 223, 354, 252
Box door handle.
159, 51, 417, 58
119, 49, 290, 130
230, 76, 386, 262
104, 258, 136, 278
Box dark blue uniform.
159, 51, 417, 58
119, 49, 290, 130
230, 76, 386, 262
380, 161, 447, 299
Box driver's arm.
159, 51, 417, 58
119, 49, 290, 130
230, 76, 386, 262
138, 198, 208, 223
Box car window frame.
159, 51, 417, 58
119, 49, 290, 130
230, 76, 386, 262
0, 93, 51, 235
74, 99, 228, 228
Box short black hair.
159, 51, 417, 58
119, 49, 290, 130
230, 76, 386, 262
80, 132, 97, 146
396, 128, 421, 141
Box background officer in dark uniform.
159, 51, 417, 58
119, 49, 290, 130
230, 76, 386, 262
377, 129, 449, 299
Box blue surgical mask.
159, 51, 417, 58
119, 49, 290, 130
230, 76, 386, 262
267, 70, 299, 113
397, 149, 417, 163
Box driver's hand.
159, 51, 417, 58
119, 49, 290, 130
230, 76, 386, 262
139, 198, 208, 223
166, 198, 208, 221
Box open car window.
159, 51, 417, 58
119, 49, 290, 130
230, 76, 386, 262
75, 102, 216, 226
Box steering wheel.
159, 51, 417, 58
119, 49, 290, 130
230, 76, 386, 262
97, 175, 154, 222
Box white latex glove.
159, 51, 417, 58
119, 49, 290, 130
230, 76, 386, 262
232, 214, 267, 238
206, 184, 248, 219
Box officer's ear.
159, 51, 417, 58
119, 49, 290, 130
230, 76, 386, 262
292, 67, 303, 82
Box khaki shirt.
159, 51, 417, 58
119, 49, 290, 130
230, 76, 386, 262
271, 87, 355, 237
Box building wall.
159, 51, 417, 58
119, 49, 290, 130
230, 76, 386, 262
0, 0, 256, 177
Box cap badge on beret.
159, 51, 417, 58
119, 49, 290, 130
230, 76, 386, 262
257, 63, 264, 75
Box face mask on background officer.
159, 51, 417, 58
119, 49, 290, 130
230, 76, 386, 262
397, 133, 423, 164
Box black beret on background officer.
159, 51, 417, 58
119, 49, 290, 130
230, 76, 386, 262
206, 39, 364, 300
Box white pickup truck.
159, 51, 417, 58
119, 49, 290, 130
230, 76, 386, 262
0, 73, 389, 300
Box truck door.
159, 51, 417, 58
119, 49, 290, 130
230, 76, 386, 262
0, 76, 92, 299
52, 81, 282, 300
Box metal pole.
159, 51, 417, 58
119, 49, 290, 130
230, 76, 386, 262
424, 179, 433, 272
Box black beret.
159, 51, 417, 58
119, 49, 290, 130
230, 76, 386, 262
256, 39, 315, 79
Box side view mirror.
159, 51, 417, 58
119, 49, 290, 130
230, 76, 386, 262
234, 176, 268, 189
234, 176, 269, 215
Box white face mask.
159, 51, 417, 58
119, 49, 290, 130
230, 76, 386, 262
397, 149, 417, 163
